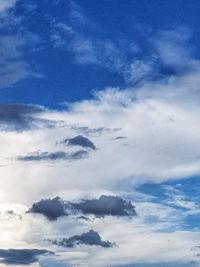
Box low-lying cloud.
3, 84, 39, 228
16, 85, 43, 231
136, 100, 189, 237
61, 135, 96, 150
28, 197, 67, 220
50, 230, 114, 248
0, 103, 54, 131
29, 195, 136, 221
0, 249, 52, 265
69, 195, 136, 217
17, 150, 88, 162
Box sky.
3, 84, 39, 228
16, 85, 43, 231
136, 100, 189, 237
1, 0, 200, 266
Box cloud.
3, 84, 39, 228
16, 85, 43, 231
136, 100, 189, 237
69, 195, 136, 217
51, 9, 199, 87
50, 5, 134, 78
17, 150, 89, 162
152, 27, 194, 71
50, 230, 114, 248
112, 263, 199, 267
0, 2, 41, 88
0, 248, 52, 265
61, 135, 96, 150
1, 24, 200, 267
28, 195, 136, 220
112, 136, 127, 140
0, 103, 54, 131
0, 35, 31, 88
28, 197, 67, 221
71, 126, 120, 136
69, 1, 90, 26
3, 69, 200, 205
0, 0, 17, 15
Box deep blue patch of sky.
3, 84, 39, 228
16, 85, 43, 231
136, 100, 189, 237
1, 0, 200, 108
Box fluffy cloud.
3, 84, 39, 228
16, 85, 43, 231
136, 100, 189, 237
2, 69, 200, 204
28, 195, 136, 220
69, 195, 136, 217
1, 21, 200, 266
28, 197, 67, 220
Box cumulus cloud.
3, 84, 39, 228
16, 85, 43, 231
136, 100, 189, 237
50, 230, 114, 248
1, 21, 200, 267
61, 135, 96, 150
28, 195, 136, 220
28, 197, 67, 220
0, 248, 52, 265
2, 68, 200, 205
69, 195, 136, 217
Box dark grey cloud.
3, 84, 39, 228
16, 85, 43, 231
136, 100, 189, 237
0, 103, 54, 131
0, 249, 52, 265
61, 135, 96, 150
112, 136, 127, 140
29, 195, 136, 221
50, 230, 113, 248
69, 195, 136, 217
17, 150, 88, 162
29, 197, 67, 221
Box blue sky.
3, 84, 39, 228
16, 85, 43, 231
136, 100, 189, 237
1, 0, 200, 266
1, 0, 200, 106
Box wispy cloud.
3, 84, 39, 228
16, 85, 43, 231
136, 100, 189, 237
50, 4, 200, 87
17, 150, 89, 162
0, 1, 42, 88
0, 0, 17, 15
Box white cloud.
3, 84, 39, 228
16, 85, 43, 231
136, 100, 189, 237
1, 17, 200, 265
2, 68, 200, 202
